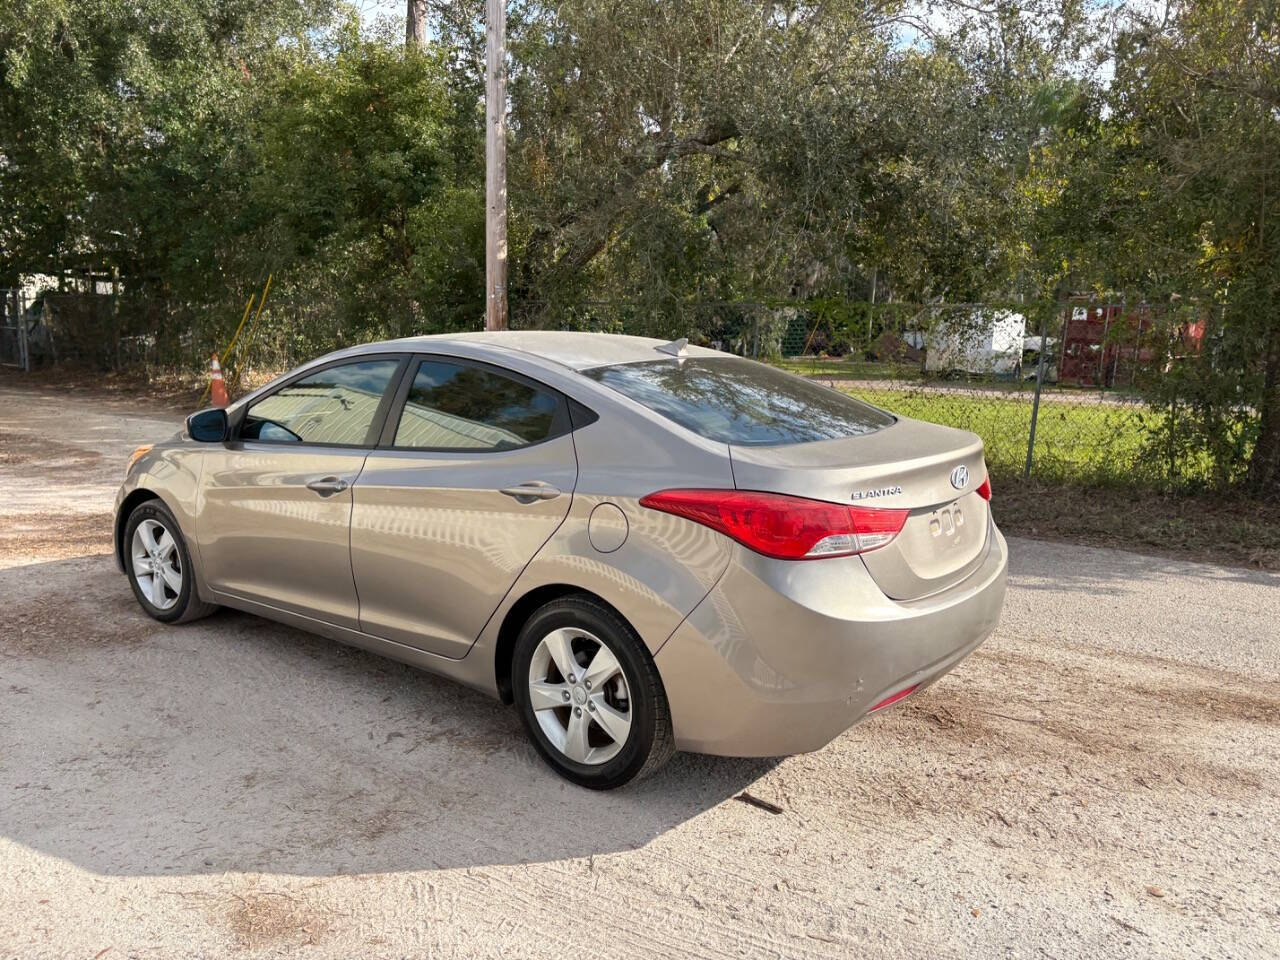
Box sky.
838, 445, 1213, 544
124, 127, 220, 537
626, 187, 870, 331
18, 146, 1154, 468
353, 0, 405, 33
351, 0, 1156, 90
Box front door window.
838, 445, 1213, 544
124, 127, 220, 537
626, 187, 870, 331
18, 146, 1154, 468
243, 360, 402, 446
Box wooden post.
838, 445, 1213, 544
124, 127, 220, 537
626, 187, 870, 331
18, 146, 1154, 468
484, 0, 508, 330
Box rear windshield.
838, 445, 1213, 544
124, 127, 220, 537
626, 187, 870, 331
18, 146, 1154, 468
582, 356, 895, 446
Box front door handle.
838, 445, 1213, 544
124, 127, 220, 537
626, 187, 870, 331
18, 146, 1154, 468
305, 476, 350, 497
499, 482, 562, 503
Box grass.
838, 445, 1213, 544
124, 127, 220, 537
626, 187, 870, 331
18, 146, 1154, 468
846, 386, 1164, 488
773, 356, 1146, 399
776, 357, 924, 380
830, 382, 1278, 570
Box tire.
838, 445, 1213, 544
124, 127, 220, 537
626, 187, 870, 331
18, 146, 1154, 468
512, 595, 675, 790
123, 499, 217, 624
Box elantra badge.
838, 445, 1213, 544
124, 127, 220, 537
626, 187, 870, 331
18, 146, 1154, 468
950, 465, 969, 490
852, 485, 902, 501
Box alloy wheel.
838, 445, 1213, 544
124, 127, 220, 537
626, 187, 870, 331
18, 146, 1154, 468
131, 518, 182, 611
527, 627, 632, 765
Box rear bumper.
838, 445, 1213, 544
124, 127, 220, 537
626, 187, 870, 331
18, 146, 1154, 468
655, 520, 1007, 756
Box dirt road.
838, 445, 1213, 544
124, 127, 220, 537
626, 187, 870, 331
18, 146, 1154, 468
2, 379, 1278, 960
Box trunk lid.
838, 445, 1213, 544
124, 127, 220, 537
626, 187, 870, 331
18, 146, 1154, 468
729, 417, 990, 601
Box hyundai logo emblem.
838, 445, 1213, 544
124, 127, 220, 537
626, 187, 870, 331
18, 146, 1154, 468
950, 465, 969, 490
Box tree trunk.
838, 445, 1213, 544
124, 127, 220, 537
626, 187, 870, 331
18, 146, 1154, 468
405, 0, 427, 48
1248, 313, 1280, 500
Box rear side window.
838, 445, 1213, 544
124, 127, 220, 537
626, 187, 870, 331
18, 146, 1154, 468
583, 356, 895, 445
393, 359, 561, 451
243, 359, 401, 445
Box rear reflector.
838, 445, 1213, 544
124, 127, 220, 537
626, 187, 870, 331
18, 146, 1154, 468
638, 489, 909, 560
869, 683, 920, 713
976, 477, 992, 501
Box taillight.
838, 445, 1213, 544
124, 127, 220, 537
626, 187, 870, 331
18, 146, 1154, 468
638, 489, 909, 560
976, 477, 992, 501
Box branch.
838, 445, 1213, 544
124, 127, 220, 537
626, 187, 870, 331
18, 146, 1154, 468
542, 120, 743, 274
696, 182, 743, 216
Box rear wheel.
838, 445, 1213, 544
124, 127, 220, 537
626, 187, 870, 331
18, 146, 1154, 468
513, 596, 674, 789
124, 500, 216, 624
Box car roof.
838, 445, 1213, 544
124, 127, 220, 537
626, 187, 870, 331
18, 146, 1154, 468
369, 331, 724, 372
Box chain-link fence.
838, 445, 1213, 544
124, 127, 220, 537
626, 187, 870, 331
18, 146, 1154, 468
3, 287, 361, 380
775, 300, 1218, 493
1, 290, 35, 371
510, 297, 1225, 493
8, 289, 1237, 495
0, 289, 179, 370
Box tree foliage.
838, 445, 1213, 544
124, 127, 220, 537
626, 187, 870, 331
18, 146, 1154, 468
1, 0, 483, 357
487, 0, 1097, 311
1, 0, 1278, 494
1105, 1, 1280, 495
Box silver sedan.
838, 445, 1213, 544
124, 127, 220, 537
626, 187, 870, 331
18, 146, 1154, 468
115, 332, 1007, 788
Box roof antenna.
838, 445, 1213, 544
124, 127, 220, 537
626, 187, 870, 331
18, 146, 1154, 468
655, 337, 688, 358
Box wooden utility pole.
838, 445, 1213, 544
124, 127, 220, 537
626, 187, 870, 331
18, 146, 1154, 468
405, 0, 427, 48
484, 0, 508, 330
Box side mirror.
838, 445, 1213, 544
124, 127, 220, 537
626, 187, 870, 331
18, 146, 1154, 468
187, 407, 228, 443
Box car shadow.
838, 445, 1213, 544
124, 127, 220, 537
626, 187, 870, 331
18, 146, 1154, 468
0, 554, 780, 878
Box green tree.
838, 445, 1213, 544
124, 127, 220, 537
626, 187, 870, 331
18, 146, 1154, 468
0, 0, 331, 287
242, 24, 483, 342
424, 0, 1102, 328
1, 1, 483, 362
1106, 0, 1280, 496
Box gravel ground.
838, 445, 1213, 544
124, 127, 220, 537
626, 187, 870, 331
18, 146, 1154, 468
1, 380, 1278, 960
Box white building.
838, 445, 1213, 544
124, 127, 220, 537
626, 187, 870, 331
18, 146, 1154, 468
924, 310, 1026, 377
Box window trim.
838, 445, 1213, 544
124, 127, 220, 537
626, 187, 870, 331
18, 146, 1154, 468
377, 353, 574, 453
231, 353, 412, 450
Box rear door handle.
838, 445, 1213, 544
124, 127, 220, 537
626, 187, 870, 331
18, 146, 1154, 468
305, 476, 350, 497
499, 482, 562, 503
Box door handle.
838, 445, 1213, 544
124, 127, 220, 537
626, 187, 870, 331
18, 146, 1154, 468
305, 476, 350, 497
499, 482, 562, 503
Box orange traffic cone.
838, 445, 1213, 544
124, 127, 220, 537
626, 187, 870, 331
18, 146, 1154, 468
209, 353, 230, 408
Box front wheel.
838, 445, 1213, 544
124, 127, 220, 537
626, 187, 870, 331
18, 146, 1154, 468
124, 499, 216, 624
512, 596, 674, 789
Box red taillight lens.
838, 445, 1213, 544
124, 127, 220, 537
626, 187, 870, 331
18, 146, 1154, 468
638, 489, 909, 560
976, 477, 992, 501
